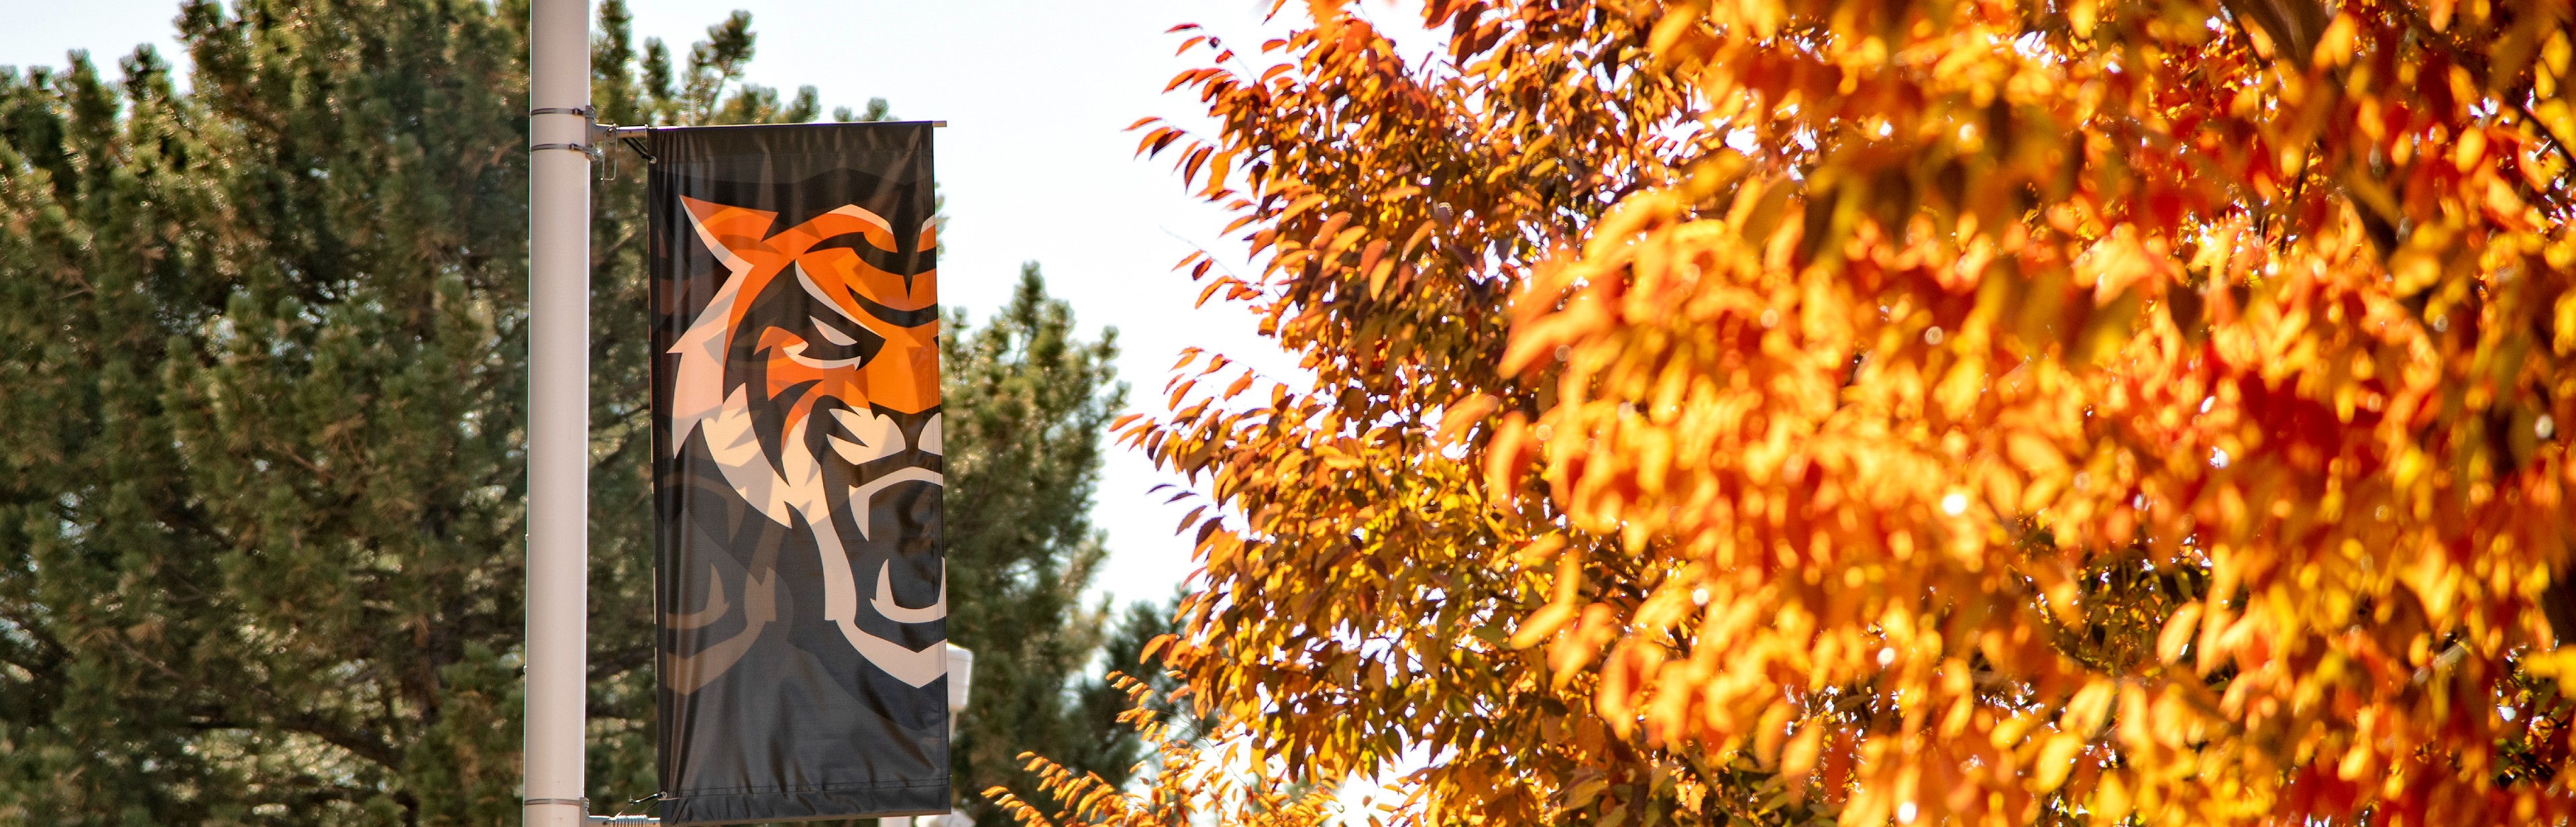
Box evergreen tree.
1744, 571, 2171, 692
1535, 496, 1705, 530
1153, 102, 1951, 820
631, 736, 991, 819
0, 1, 1155, 824
1059, 591, 1204, 780
936, 266, 1146, 825
0, 0, 538, 820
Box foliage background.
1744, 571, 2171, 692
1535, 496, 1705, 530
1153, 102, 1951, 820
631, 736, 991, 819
1003, 1, 2576, 827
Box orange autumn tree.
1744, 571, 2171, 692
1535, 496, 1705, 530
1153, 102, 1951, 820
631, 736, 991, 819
1000, 0, 2576, 825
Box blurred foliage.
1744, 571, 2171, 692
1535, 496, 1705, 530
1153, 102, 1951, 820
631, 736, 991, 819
1012, 0, 2576, 825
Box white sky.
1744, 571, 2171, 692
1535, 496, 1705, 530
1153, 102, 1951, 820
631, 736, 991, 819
1, 0, 1459, 612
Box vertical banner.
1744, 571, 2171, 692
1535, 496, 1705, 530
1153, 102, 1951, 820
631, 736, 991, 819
650, 122, 949, 824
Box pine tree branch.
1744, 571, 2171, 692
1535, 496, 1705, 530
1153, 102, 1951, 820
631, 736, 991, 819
0, 606, 70, 669
593, 225, 641, 270
102, 628, 408, 769
264, 440, 337, 484
274, 712, 406, 770
589, 644, 653, 684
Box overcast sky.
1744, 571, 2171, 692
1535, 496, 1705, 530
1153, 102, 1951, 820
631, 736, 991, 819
1, 0, 1454, 611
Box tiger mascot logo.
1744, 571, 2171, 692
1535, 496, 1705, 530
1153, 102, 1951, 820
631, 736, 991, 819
663, 194, 949, 690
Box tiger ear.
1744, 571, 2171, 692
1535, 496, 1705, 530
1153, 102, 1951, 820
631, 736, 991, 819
681, 197, 784, 264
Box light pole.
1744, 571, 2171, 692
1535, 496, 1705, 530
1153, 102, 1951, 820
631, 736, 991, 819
525, 0, 592, 824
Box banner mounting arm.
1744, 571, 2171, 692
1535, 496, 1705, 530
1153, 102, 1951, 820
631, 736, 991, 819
590, 121, 943, 174
594, 120, 946, 146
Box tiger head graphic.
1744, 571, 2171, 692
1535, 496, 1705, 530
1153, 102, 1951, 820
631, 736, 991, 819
664, 194, 949, 690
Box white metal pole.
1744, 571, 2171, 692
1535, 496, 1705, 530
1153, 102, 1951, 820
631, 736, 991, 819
526, 0, 592, 824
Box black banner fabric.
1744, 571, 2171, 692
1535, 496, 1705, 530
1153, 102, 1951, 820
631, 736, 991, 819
649, 122, 949, 825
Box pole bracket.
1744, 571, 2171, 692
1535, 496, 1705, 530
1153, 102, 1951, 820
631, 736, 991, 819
530, 106, 604, 160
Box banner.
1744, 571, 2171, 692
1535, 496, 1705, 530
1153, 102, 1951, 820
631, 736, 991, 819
650, 122, 949, 824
